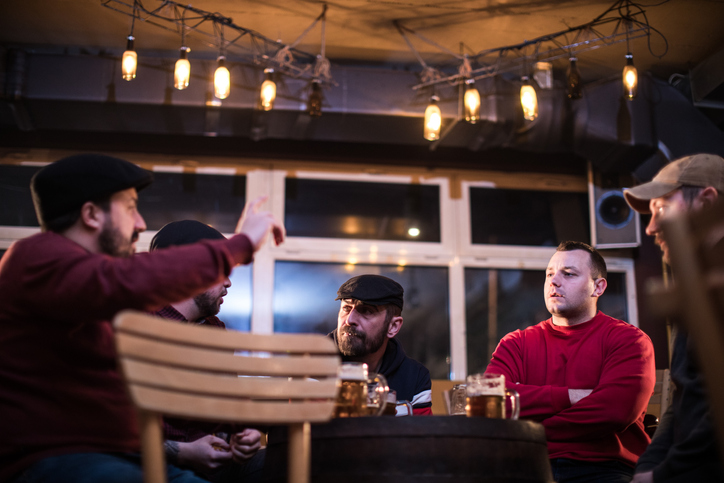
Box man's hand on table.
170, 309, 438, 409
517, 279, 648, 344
177, 434, 232, 474
230, 428, 263, 463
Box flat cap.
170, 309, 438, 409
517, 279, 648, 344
336, 274, 404, 310
624, 153, 724, 214
150, 220, 226, 251
31, 153, 153, 226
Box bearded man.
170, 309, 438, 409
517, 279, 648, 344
329, 274, 432, 415
148, 220, 263, 483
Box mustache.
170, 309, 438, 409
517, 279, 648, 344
339, 326, 364, 339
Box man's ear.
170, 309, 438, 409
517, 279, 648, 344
695, 186, 719, 210
387, 316, 403, 338
79, 201, 105, 230
592, 278, 607, 298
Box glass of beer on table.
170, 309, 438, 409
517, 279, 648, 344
465, 373, 520, 420
334, 362, 389, 417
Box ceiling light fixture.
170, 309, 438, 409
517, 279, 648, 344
566, 57, 582, 99
121, 3, 137, 81
259, 68, 276, 111
174, 46, 190, 90
464, 79, 481, 124
423, 94, 442, 141
520, 76, 538, 121
623, 53, 638, 100
308, 80, 323, 117
214, 56, 230, 99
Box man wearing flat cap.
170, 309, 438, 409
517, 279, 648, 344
330, 274, 433, 415
624, 153, 724, 483
149, 220, 263, 483
0, 154, 284, 483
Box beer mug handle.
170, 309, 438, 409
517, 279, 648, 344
506, 389, 520, 420
368, 373, 389, 416
396, 400, 413, 416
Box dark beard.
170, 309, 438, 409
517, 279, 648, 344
98, 220, 138, 258
337, 324, 386, 357
193, 291, 221, 319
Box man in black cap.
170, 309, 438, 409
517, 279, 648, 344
624, 153, 724, 483
330, 274, 432, 415
0, 153, 284, 483
149, 220, 263, 482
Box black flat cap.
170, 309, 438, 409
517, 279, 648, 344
150, 220, 226, 251
31, 153, 153, 226
336, 274, 404, 310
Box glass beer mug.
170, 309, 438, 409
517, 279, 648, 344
334, 362, 389, 417
465, 373, 520, 420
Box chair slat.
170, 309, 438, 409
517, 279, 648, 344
115, 311, 338, 354
128, 385, 337, 425
116, 332, 340, 377
119, 359, 339, 399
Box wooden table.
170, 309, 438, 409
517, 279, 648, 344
262, 415, 554, 482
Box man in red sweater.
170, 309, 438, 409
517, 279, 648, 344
0, 154, 284, 483
486, 241, 655, 483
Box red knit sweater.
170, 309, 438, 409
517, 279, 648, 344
0, 231, 254, 482
485, 311, 656, 467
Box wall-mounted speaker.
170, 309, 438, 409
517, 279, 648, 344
588, 163, 641, 248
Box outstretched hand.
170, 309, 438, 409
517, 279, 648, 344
235, 196, 285, 250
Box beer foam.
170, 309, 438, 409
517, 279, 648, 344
338, 362, 368, 381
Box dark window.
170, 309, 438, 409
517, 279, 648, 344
138, 172, 246, 232
470, 187, 590, 246
0, 165, 41, 226
273, 261, 451, 379
285, 179, 441, 242
465, 267, 627, 374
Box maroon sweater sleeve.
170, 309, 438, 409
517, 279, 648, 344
10, 232, 253, 323
486, 329, 572, 420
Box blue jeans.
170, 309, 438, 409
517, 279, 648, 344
550, 458, 634, 483
11, 452, 209, 483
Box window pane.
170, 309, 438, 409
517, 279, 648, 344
0, 165, 41, 227
138, 172, 246, 232
217, 265, 253, 332
273, 261, 451, 379
285, 179, 440, 242
470, 187, 590, 246
465, 267, 628, 375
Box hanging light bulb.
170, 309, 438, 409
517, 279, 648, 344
423, 95, 442, 141
214, 56, 230, 99
520, 76, 538, 121
259, 68, 276, 111
566, 57, 582, 99
464, 79, 481, 124
308, 80, 323, 117
174, 47, 190, 90
623, 53, 638, 100
121, 35, 137, 81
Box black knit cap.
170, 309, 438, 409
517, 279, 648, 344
335, 274, 404, 310
31, 153, 153, 226
150, 220, 226, 251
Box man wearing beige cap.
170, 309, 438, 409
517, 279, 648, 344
624, 153, 724, 483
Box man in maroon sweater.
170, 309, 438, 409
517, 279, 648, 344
149, 220, 263, 482
485, 241, 655, 483
0, 154, 284, 483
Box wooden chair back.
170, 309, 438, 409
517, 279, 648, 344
113, 310, 341, 483
648, 198, 724, 461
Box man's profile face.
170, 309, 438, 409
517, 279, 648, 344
98, 188, 147, 257
337, 299, 388, 357
544, 250, 600, 320
193, 278, 231, 319
646, 190, 689, 264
